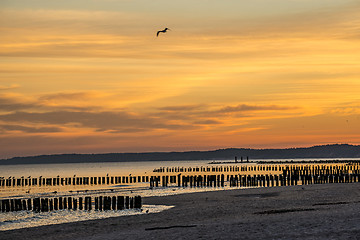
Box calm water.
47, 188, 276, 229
1, 158, 359, 231
1, 160, 218, 178
3, 158, 358, 178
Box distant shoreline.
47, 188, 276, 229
1, 144, 359, 165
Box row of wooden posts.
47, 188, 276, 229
153, 162, 360, 173
150, 169, 360, 188
1, 163, 359, 189
0, 195, 142, 213
0, 175, 150, 188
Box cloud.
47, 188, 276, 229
215, 104, 297, 114
0, 92, 111, 113
158, 104, 206, 112
157, 103, 298, 117
0, 124, 63, 133
39, 92, 98, 101
329, 102, 360, 115
0, 84, 20, 91
0, 92, 302, 137
0, 110, 196, 133
0, 94, 38, 112
193, 120, 222, 125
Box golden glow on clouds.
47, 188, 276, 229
1, 1, 360, 157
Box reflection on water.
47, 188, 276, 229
0, 160, 219, 178
0, 205, 174, 231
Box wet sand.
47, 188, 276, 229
1, 182, 360, 240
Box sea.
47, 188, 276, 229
1, 158, 358, 231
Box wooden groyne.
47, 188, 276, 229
0, 195, 142, 213
0, 175, 150, 188
1, 162, 358, 190
149, 164, 360, 189
152, 161, 360, 173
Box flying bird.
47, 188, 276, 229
157, 28, 170, 37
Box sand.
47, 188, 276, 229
1, 182, 360, 240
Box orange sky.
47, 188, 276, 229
1, 1, 360, 158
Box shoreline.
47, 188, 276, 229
1, 182, 360, 239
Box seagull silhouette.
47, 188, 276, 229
157, 28, 170, 37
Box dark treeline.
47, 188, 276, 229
1, 144, 359, 165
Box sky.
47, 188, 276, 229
1, 0, 360, 158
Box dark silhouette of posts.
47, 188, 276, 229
84, 197, 91, 210
112, 196, 117, 210
117, 196, 124, 210
95, 197, 99, 210
125, 196, 130, 209
79, 197, 83, 210
134, 196, 142, 209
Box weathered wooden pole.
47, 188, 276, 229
33, 198, 41, 212
73, 198, 78, 210
54, 198, 59, 210
63, 197, 67, 209
27, 198, 32, 211
94, 197, 99, 210
112, 196, 117, 210
117, 196, 124, 210
98, 196, 102, 211
59, 197, 63, 210
68, 197, 72, 209
85, 196, 92, 210
130, 197, 134, 209
79, 197, 83, 210
125, 196, 130, 209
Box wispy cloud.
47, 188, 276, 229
0, 93, 300, 135
0, 124, 63, 133
0, 84, 20, 91
214, 104, 297, 114
0, 94, 38, 112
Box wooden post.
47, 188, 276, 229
125, 196, 130, 209
79, 197, 83, 210
3, 199, 10, 212
34, 198, 40, 212
112, 196, 117, 210
10, 199, 15, 211
73, 198, 78, 210
68, 197, 72, 209
54, 198, 59, 210
63, 197, 67, 209
14, 199, 21, 211
95, 197, 99, 210
27, 198, 32, 211
99, 196, 102, 211
59, 197, 63, 210
85, 196, 92, 210
84, 197, 89, 210
41, 198, 49, 212
103, 197, 110, 210
117, 196, 124, 210
47, 199, 53, 211
130, 197, 134, 209
134, 196, 142, 209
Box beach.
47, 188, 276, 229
1, 182, 359, 240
